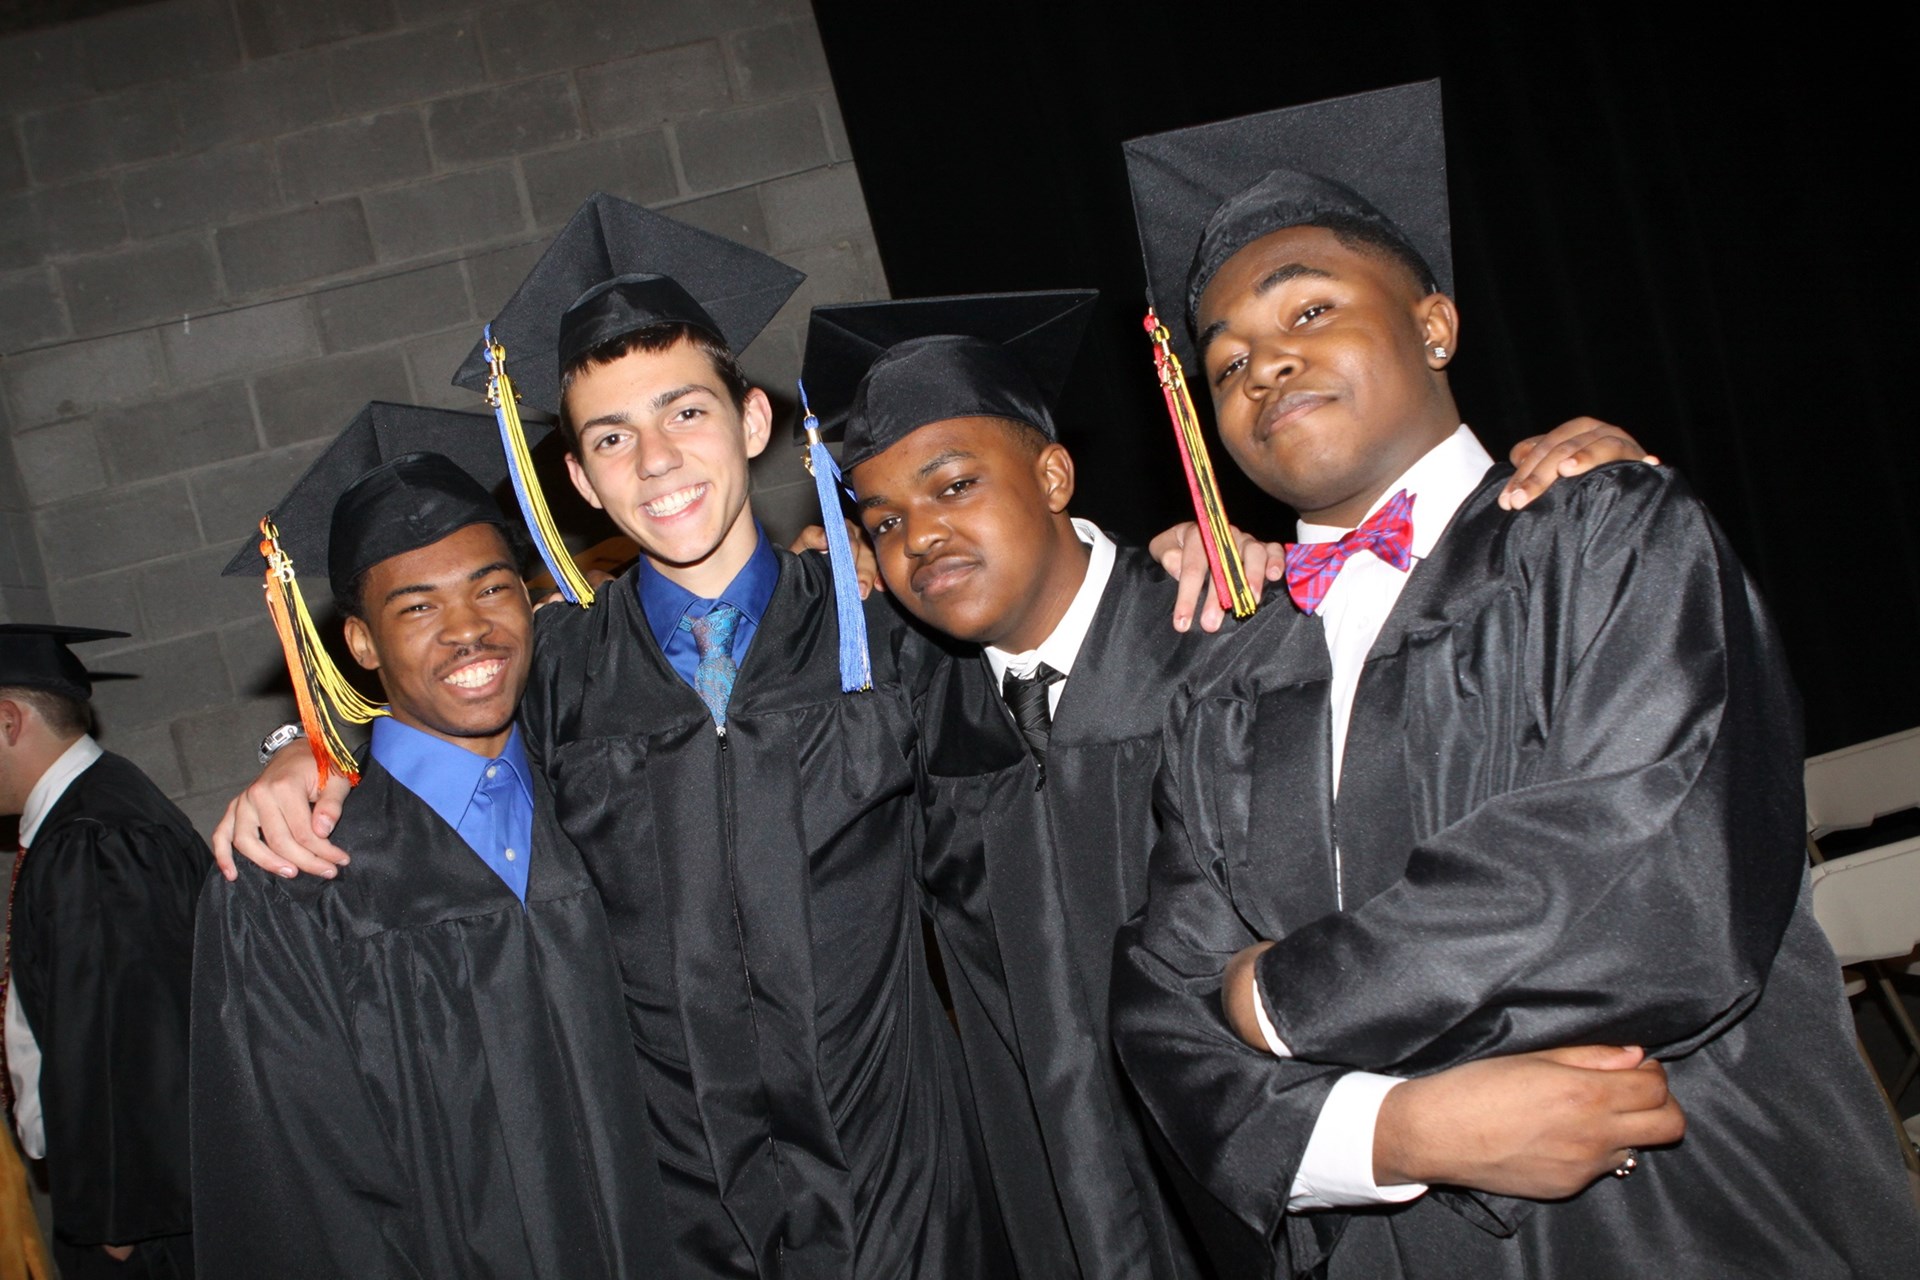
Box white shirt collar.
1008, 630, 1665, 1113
20, 735, 102, 847
1296, 424, 1495, 558
984, 518, 1116, 686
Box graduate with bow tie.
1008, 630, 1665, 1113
1110, 81, 1920, 1279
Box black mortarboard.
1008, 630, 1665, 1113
0, 624, 129, 702
221, 401, 522, 605
1125, 80, 1451, 370
451, 192, 806, 416
798, 290, 1098, 474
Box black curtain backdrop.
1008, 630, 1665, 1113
811, 0, 1917, 755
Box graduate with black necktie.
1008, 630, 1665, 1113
798, 290, 1656, 1280
192, 405, 675, 1279
1110, 81, 1920, 1278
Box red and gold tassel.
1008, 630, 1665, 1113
1143, 310, 1258, 619
258, 517, 388, 787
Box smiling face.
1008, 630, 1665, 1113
343, 521, 532, 757
562, 336, 772, 598
1195, 224, 1461, 527
849, 416, 1088, 652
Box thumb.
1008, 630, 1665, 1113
315, 775, 350, 837
1536, 1044, 1645, 1071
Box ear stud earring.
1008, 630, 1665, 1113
1430, 345, 1449, 361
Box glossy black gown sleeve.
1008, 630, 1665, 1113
1254, 467, 1806, 1075
23, 823, 195, 1246
190, 868, 417, 1278
1110, 704, 1347, 1270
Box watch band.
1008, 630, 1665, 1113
258, 722, 306, 765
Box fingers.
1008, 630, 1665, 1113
532, 590, 564, 613
844, 518, 879, 599
1534, 1043, 1645, 1072
1171, 536, 1211, 634
1502, 419, 1660, 511
786, 524, 830, 555
212, 799, 243, 881
314, 774, 350, 840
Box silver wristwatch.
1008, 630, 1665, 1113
258, 722, 306, 764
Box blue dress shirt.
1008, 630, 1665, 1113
636, 524, 780, 690
369, 717, 535, 902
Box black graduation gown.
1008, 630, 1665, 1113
9, 751, 203, 1254
1111, 463, 1920, 1280
916, 542, 1214, 1280
524, 547, 994, 1280
190, 758, 674, 1280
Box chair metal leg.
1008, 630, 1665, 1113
1869, 964, 1920, 1102
1856, 1033, 1920, 1178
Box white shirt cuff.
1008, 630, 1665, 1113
1287, 1072, 1428, 1210
1250, 981, 1293, 1057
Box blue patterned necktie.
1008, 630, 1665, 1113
690, 603, 743, 729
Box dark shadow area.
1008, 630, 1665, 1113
812, 0, 1918, 754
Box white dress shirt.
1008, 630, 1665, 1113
6, 733, 104, 1158
984, 517, 1115, 707
1260, 425, 1496, 1210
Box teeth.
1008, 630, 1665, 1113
444, 660, 504, 689
643, 485, 704, 518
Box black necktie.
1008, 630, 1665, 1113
1003, 664, 1065, 773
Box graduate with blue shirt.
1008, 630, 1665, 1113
191, 405, 675, 1280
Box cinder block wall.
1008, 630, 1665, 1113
0, 0, 889, 833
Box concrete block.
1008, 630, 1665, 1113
47, 566, 141, 638
60, 237, 222, 336
660, 187, 768, 252
759, 163, 871, 253
325, 20, 486, 115
623, 0, 802, 50
464, 238, 544, 317
396, 0, 497, 19
0, 133, 25, 198
426, 76, 581, 167
0, 27, 87, 115
0, 197, 34, 271
253, 348, 413, 445
735, 321, 801, 412
476, 0, 656, 80
403, 324, 487, 408
174, 56, 334, 152
0, 330, 166, 423
173, 693, 295, 793
82, 1, 242, 93
185, 440, 329, 544
12, 419, 105, 505
726, 20, 829, 101
0, 433, 27, 511
362, 165, 524, 261
20, 85, 182, 185
87, 632, 235, 733
0, 584, 53, 622
159, 296, 318, 386
821, 96, 850, 162
119, 145, 277, 239
0, 510, 46, 589
36, 476, 203, 581
746, 479, 815, 548
29, 179, 129, 260
0, 269, 68, 352
216, 200, 376, 297
576, 41, 730, 133
104, 721, 187, 798
234, 0, 397, 59
674, 97, 829, 193
219, 616, 298, 701
137, 545, 266, 641
316, 260, 471, 353
277, 111, 433, 204
94, 381, 259, 485
523, 131, 675, 228
781, 236, 889, 316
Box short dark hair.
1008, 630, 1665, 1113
334, 520, 527, 619
0, 685, 90, 737
1312, 212, 1440, 297
556, 321, 752, 451
991, 417, 1052, 459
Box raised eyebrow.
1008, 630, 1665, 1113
468, 559, 516, 583
1198, 262, 1337, 354
650, 382, 718, 412
383, 560, 517, 605
915, 448, 974, 480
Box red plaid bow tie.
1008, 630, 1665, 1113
1283, 490, 1417, 615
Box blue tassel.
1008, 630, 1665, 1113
799, 380, 871, 692
484, 323, 586, 605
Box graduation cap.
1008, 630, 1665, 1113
1120, 80, 1451, 620
220, 401, 523, 785
446, 192, 805, 611
797, 290, 1099, 474
0, 624, 129, 703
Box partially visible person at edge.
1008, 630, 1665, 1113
1, 624, 205, 1280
